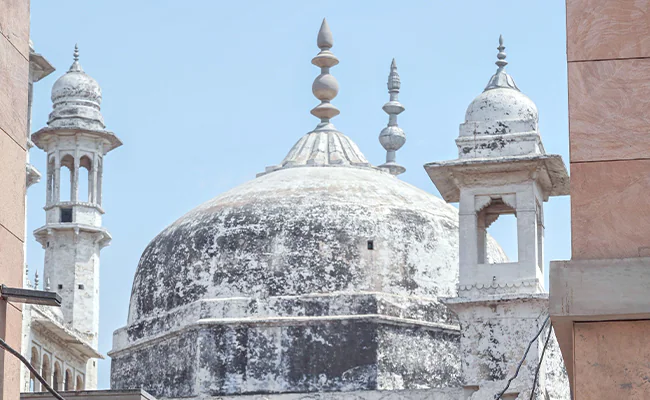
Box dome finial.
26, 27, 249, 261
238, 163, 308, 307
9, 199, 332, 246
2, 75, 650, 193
69, 43, 83, 72
379, 58, 406, 176
496, 34, 507, 69
483, 35, 519, 91
310, 18, 340, 131
34, 270, 39, 290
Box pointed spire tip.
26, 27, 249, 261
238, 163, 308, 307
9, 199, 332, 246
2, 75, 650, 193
317, 18, 333, 50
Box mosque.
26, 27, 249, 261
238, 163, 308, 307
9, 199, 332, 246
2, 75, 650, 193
21, 19, 571, 400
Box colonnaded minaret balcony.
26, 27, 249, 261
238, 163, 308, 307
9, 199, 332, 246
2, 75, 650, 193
31, 45, 122, 389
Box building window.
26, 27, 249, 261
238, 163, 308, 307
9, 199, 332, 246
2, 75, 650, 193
60, 208, 73, 223
367, 240, 374, 250
78, 284, 84, 290
58, 284, 63, 290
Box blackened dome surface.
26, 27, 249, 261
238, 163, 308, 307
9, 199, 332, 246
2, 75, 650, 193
127, 166, 506, 324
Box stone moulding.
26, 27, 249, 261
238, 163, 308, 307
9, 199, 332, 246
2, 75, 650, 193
110, 291, 460, 357
549, 256, 650, 392
110, 314, 460, 357
424, 154, 570, 203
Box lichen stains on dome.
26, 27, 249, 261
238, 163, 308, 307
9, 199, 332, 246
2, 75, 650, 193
464, 87, 538, 125
127, 167, 506, 324
111, 22, 511, 398
459, 36, 539, 139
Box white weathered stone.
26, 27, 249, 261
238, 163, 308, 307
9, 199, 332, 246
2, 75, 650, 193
426, 36, 570, 400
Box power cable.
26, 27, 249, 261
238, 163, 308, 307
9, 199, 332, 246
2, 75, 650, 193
495, 315, 550, 399
529, 323, 553, 400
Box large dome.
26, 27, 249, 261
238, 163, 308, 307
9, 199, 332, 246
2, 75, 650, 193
128, 166, 506, 324
111, 21, 508, 398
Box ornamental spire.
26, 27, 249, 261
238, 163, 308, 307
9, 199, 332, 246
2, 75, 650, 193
496, 34, 507, 69
34, 270, 39, 290
379, 59, 406, 176
484, 35, 519, 91
310, 18, 340, 131
69, 43, 83, 72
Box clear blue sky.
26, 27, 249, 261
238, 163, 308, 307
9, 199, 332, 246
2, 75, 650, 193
28, 0, 570, 389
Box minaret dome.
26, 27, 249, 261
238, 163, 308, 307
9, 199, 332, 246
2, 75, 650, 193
49, 44, 104, 130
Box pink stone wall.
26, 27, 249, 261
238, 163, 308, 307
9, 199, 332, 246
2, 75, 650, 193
0, 0, 30, 398
567, 1, 650, 399
575, 321, 650, 399
568, 0, 650, 259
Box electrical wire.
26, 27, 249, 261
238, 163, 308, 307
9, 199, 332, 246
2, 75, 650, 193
0, 336, 66, 400
529, 323, 553, 400
495, 315, 550, 399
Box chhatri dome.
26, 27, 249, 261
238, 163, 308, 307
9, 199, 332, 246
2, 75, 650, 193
463, 35, 538, 138
110, 21, 507, 399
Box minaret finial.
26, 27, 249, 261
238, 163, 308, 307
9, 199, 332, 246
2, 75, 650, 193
310, 18, 340, 131
34, 270, 39, 290
379, 58, 406, 176
496, 34, 507, 69
69, 43, 83, 72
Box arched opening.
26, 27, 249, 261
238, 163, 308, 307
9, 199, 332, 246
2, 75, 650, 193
41, 354, 51, 388
486, 214, 518, 263
65, 368, 73, 391
59, 155, 74, 202
476, 196, 518, 264
53, 362, 62, 391
75, 375, 84, 391
78, 156, 92, 203
29, 347, 40, 392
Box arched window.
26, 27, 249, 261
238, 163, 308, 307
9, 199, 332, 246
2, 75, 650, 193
30, 347, 40, 392
53, 362, 62, 391
65, 369, 73, 391
41, 354, 51, 387
78, 155, 92, 203
60, 155, 74, 202
76, 375, 84, 391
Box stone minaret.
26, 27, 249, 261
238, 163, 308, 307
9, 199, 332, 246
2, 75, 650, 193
31, 45, 122, 389
426, 37, 570, 399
